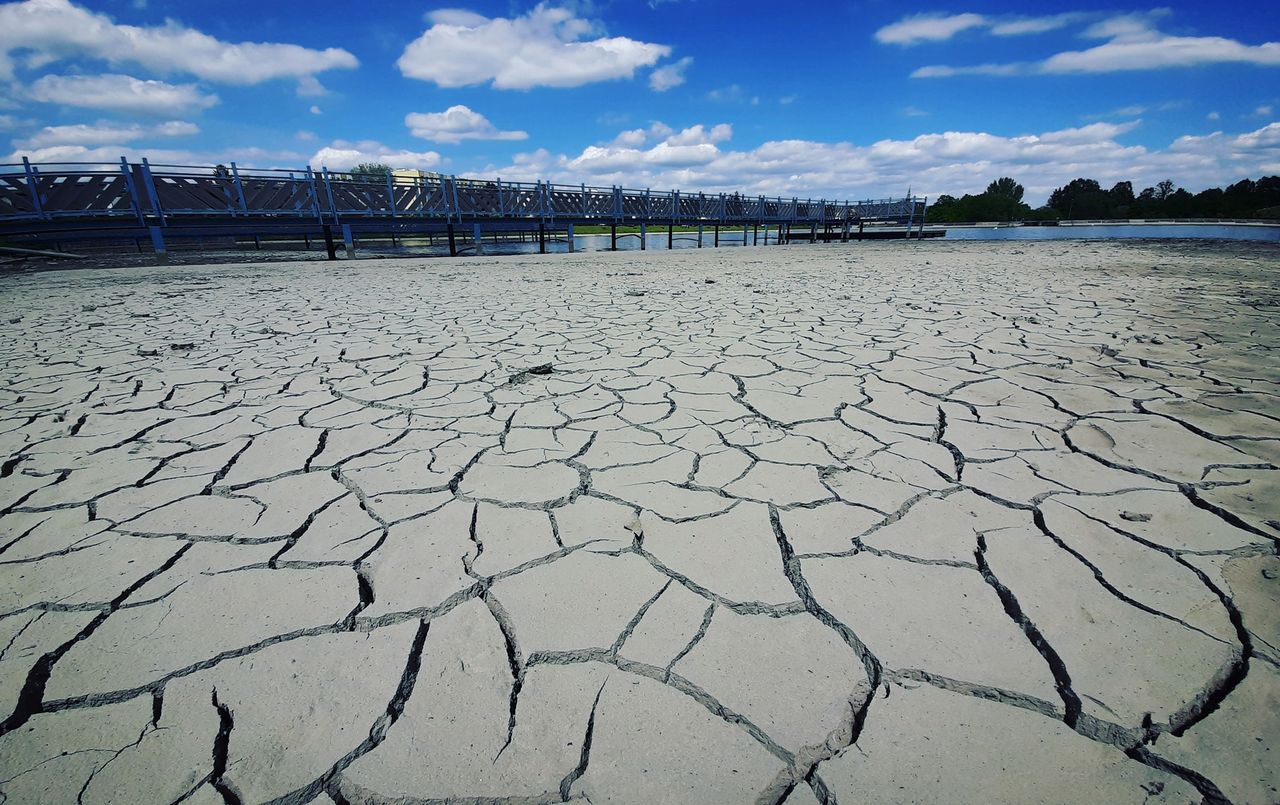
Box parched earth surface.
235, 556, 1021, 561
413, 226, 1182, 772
0, 240, 1277, 805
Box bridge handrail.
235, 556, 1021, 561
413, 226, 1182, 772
0, 158, 924, 227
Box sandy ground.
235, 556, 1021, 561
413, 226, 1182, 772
0, 239, 1277, 804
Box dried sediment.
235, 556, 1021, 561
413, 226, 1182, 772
0, 239, 1277, 804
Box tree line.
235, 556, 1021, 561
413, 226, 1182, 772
926, 175, 1280, 223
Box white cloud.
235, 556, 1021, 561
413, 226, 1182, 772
914, 12, 1280, 77
397, 4, 670, 89
296, 129, 317, 141
663, 123, 732, 146
295, 75, 327, 98
706, 84, 746, 103
4, 143, 307, 167
17, 119, 198, 148
405, 105, 528, 144
649, 56, 692, 91
29, 73, 219, 114
1253, 105, 1274, 117
485, 120, 1280, 206
875, 13, 986, 46
989, 13, 1084, 36
1207, 111, 1220, 121
0, 0, 357, 84
1044, 35, 1280, 74
310, 105, 322, 115
901, 106, 929, 117
311, 139, 442, 171
912, 62, 1030, 78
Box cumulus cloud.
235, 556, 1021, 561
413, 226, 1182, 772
405, 105, 528, 144
484, 119, 1280, 205
397, 4, 670, 89
0, 0, 357, 83
913, 12, 1280, 77
29, 73, 219, 114
649, 56, 692, 91
17, 119, 198, 148
875, 13, 986, 46
311, 140, 442, 171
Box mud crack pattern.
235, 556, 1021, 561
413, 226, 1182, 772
0, 240, 1277, 804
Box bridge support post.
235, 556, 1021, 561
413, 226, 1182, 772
753, 223, 758, 245
341, 224, 355, 258
567, 224, 575, 253
149, 226, 167, 264
473, 224, 484, 255
447, 223, 458, 257
858, 220, 864, 240
810, 223, 817, 243
742, 224, 748, 246
668, 223, 673, 249
610, 224, 617, 251
640, 223, 647, 250
538, 222, 546, 254
322, 224, 337, 259
698, 224, 704, 248
714, 225, 719, 247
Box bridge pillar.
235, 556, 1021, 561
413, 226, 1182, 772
714, 225, 719, 247
447, 223, 458, 257
342, 224, 355, 258
322, 224, 337, 259
149, 226, 167, 264
610, 224, 617, 251
742, 224, 748, 246
810, 223, 817, 243
539, 223, 546, 254
567, 224, 575, 253
473, 223, 484, 255
668, 223, 673, 250
640, 223, 647, 250
753, 223, 759, 246
698, 224, 704, 248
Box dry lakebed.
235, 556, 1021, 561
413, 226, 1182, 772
0, 239, 1277, 804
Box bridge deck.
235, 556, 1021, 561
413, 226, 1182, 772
1, 158, 924, 250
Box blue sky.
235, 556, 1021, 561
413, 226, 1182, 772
0, 0, 1276, 203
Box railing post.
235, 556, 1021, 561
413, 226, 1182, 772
903, 195, 915, 240
22, 157, 47, 221
230, 162, 249, 216
917, 197, 927, 239
118, 157, 145, 225
305, 166, 323, 223
140, 158, 165, 226
386, 172, 397, 219
497, 178, 505, 216
581, 183, 587, 217
450, 175, 461, 221
321, 167, 339, 224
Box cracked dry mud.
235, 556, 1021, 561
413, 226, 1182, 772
0, 239, 1277, 805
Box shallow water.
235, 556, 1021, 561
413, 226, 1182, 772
940, 223, 1280, 242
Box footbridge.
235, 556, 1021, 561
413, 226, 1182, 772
0, 158, 927, 258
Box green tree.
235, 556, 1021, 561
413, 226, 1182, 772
985, 177, 1024, 202
349, 162, 391, 182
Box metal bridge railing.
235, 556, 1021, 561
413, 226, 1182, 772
0, 158, 924, 229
